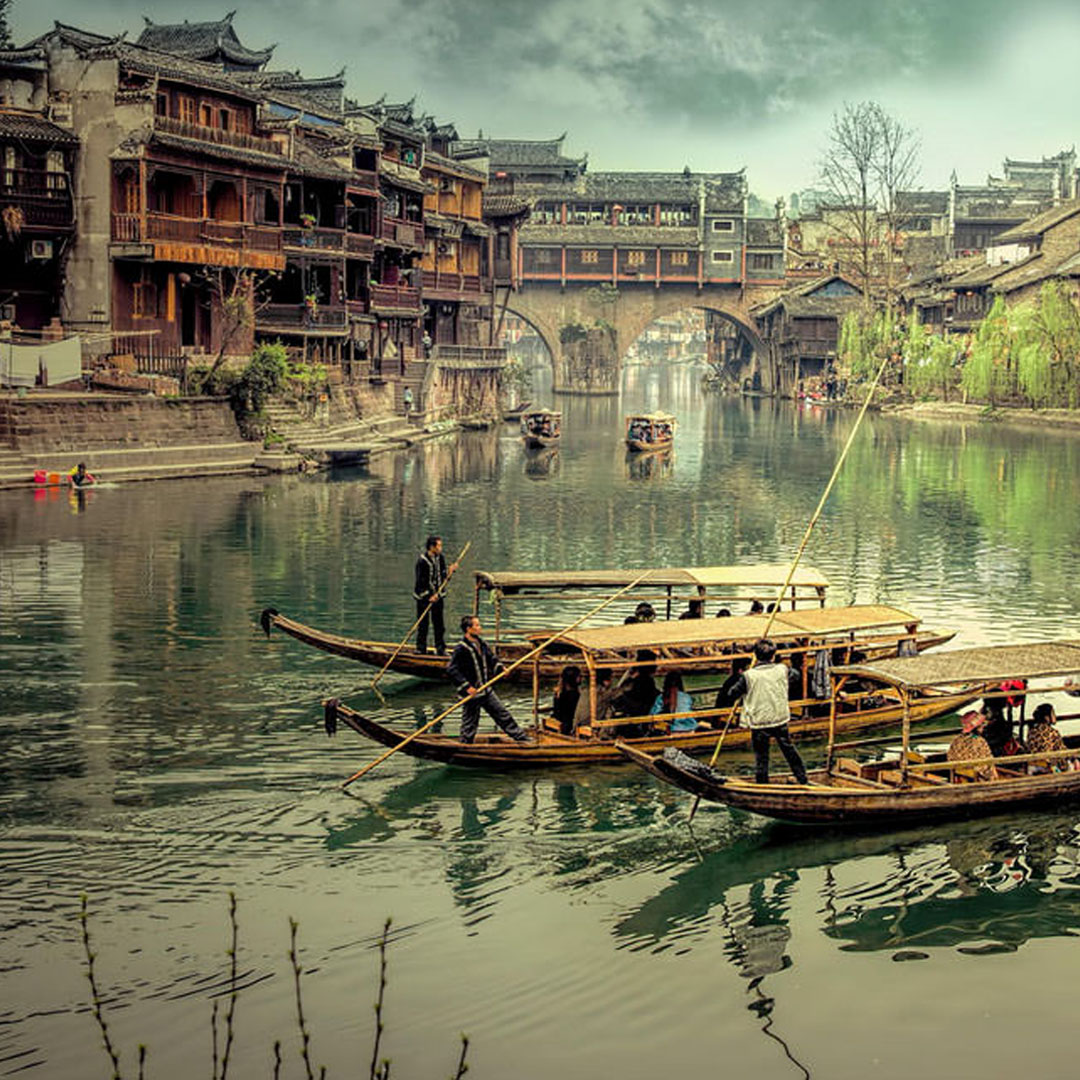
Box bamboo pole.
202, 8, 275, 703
371, 540, 471, 691
688, 350, 894, 821
340, 570, 651, 787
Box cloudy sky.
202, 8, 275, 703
17, 0, 1080, 199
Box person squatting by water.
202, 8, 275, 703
725, 638, 808, 785
447, 615, 530, 743
413, 535, 458, 655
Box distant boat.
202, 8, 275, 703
503, 400, 532, 422
626, 411, 675, 451
521, 408, 561, 449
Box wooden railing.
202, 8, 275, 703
154, 114, 283, 157
348, 169, 379, 192
369, 284, 421, 311
282, 226, 346, 252
431, 344, 507, 367
420, 270, 484, 294
380, 217, 423, 248
110, 212, 283, 252
346, 233, 375, 257
257, 303, 347, 330
1, 169, 74, 228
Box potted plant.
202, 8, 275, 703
300, 212, 316, 229
304, 293, 319, 318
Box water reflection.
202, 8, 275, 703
523, 447, 560, 479
625, 448, 674, 480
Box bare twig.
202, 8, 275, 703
289, 919, 317, 1080
370, 917, 392, 1080
220, 892, 239, 1079
79, 893, 125, 1080
452, 1034, 471, 1079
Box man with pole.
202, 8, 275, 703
448, 615, 530, 743
414, 535, 458, 655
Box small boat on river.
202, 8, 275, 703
323, 615, 969, 769
521, 409, 561, 449
503, 400, 532, 422
619, 639, 1080, 826
626, 412, 675, 452
262, 588, 953, 684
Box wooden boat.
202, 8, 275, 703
619, 639, 1080, 826
626, 411, 675, 451
322, 624, 970, 770
521, 408, 561, 449
261, 600, 954, 682
503, 400, 532, 422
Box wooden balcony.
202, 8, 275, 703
430, 344, 507, 368
0, 169, 74, 230
257, 303, 348, 331
153, 114, 284, 158
348, 169, 379, 193
346, 232, 375, 258
370, 283, 421, 312
379, 217, 423, 249
420, 269, 485, 297
110, 212, 285, 269
283, 226, 346, 253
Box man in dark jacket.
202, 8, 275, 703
447, 615, 530, 743
414, 535, 458, 654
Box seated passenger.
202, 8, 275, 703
715, 607, 732, 618
573, 667, 616, 734
678, 599, 705, 620
612, 655, 659, 735
947, 711, 998, 781
1026, 703, 1074, 773
748, 600, 764, 615
552, 664, 582, 736
982, 698, 1023, 758
634, 601, 657, 623
650, 671, 697, 732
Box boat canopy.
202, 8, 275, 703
831, 639, 1080, 691
528, 604, 921, 654
523, 409, 560, 419
626, 411, 675, 422
475, 563, 830, 595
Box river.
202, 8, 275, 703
2, 365, 1080, 1078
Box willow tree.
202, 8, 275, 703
1014, 281, 1080, 407
961, 296, 1014, 404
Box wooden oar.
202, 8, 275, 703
340, 570, 651, 788
370, 540, 472, 692
688, 350, 894, 823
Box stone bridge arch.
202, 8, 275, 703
504, 282, 779, 394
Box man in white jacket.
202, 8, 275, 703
725, 639, 808, 785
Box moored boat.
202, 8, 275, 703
625, 411, 675, 451
521, 408, 561, 449
619, 639, 1080, 826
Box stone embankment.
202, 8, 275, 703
880, 401, 1080, 433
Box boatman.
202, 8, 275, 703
413, 535, 458, 655
724, 638, 808, 785
448, 615, 530, 743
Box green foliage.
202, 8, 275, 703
502, 356, 533, 396
584, 283, 619, 307
559, 323, 587, 345
233, 342, 289, 416
837, 307, 900, 382
961, 296, 1013, 404
1014, 282, 1080, 408
901, 311, 958, 399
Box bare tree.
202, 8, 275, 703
0, 1, 12, 50
818, 101, 920, 305
201, 266, 275, 375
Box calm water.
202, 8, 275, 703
3, 368, 1080, 1079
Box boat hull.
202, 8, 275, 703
261, 609, 956, 684
327, 692, 969, 771
626, 438, 673, 453
523, 435, 560, 450
618, 740, 1080, 825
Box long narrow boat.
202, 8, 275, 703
626, 411, 675, 452
263, 601, 956, 684
619, 639, 1080, 826
521, 409, 561, 449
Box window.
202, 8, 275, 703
199, 103, 215, 128
748, 253, 779, 271
712, 219, 735, 232
581, 249, 599, 264
155, 91, 169, 117
711, 250, 734, 264
132, 281, 157, 319
671, 250, 689, 266
178, 96, 196, 125
626, 250, 646, 267
534, 248, 555, 265
46, 150, 66, 191
218, 108, 232, 132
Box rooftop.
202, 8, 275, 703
135, 13, 274, 70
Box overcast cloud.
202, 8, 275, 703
18, 0, 1080, 199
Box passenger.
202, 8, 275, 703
634, 601, 657, 623
1064, 675, 1080, 697
766, 602, 778, 614
573, 667, 617, 733
715, 607, 732, 618
748, 600, 764, 615
612, 652, 660, 735
650, 671, 697, 732
552, 664, 582, 736
946, 711, 998, 781
723, 639, 808, 785
713, 656, 750, 726
982, 697, 1022, 758
623, 614, 640, 625
678, 599, 705, 620
1026, 703, 1074, 773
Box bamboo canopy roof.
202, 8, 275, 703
530, 604, 920, 654
522, 409, 561, 419
475, 564, 831, 594
831, 640, 1080, 690
627, 412, 675, 422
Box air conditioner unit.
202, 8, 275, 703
30, 239, 54, 260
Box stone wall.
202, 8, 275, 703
0, 396, 246, 456
423, 362, 502, 420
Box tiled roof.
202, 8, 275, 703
233, 69, 345, 114
0, 110, 78, 145
141, 130, 288, 171
990, 198, 1080, 243
948, 255, 1036, 289
896, 190, 949, 215
754, 292, 861, 320
520, 223, 699, 246
136, 15, 274, 69
482, 194, 532, 219
453, 135, 583, 168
